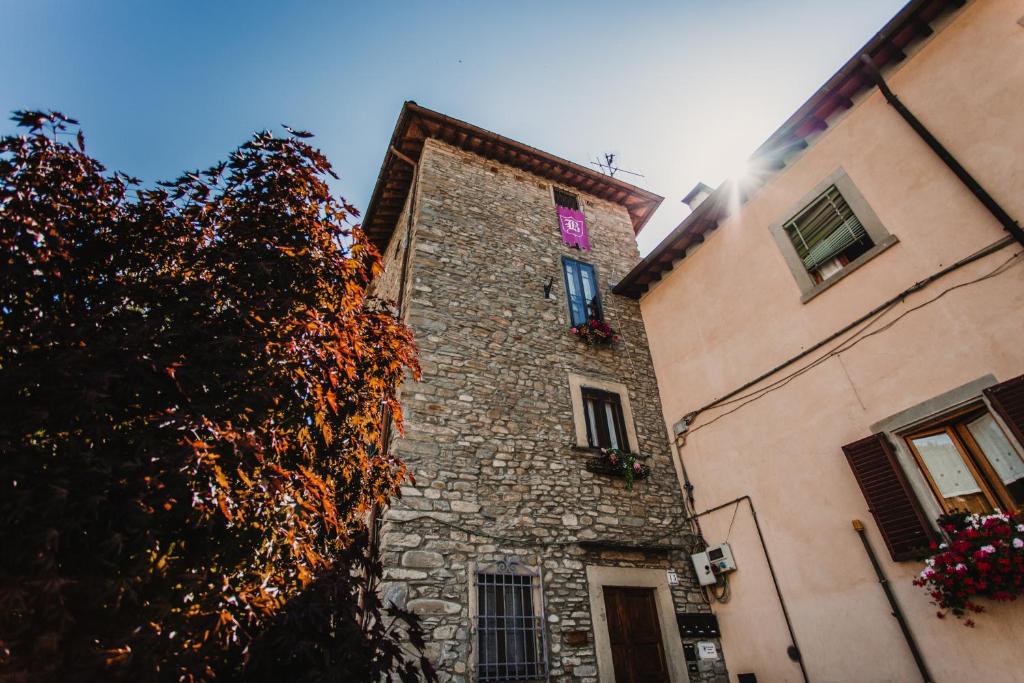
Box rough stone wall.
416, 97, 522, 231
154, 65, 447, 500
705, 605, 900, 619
368, 189, 412, 304
376, 137, 726, 682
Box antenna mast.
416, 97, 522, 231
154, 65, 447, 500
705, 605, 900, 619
590, 153, 645, 180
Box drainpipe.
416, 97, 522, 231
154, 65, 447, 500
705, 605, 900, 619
859, 55, 1024, 247
852, 520, 933, 683
685, 496, 810, 683
359, 146, 420, 625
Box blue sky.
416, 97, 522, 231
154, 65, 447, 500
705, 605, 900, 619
1, 0, 906, 253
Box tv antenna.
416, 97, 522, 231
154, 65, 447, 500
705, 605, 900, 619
590, 152, 644, 180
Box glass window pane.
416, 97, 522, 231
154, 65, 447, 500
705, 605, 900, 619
563, 261, 579, 297
564, 260, 588, 326
580, 266, 596, 302
604, 402, 620, 449
911, 432, 991, 513
967, 412, 1024, 505
585, 398, 598, 447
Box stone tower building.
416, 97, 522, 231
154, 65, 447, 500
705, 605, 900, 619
364, 102, 726, 683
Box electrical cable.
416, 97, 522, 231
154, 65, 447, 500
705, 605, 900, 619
684, 247, 1023, 438
711, 573, 731, 604
724, 498, 741, 542
675, 236, 1015, 437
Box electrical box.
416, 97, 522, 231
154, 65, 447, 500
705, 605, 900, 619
691, 543, 737, 586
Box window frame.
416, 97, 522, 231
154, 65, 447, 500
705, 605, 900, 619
871, 376, 1024, 524
581, 387, 631, 451
567, 373, 640, 452
469, 559, 549, 683
561, 256, 602, 327
904, 404, 1024, 514
552, 187, 581, 212
768, 168, 897, 303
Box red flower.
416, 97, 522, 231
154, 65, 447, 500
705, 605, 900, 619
917, 512, 1024, 624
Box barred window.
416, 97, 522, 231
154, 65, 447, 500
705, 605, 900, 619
553, 187, 580, 211
476, 565, 547, 681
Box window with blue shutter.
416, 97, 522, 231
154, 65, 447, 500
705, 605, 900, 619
562, 257, 601, 327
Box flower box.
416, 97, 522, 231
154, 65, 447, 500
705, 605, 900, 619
570, 318, 619, 346
584, 448, 650, 490
914, 511, 1024, 626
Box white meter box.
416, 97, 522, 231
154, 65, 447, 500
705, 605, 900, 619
691, 542, 736, 586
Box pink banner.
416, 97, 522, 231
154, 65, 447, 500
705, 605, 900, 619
557, 206, 590, 251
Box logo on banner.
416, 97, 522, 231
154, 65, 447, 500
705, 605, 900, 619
557, 206, 590, 250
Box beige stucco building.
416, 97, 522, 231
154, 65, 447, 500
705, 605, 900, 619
617, 0, 1024, 681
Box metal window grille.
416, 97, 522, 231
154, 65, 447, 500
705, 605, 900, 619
476, 563, 547, 681
553, 188, 580, 211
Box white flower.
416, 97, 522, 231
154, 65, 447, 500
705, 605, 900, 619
919, 568, 935, 579
1014, 538, 1024, 549
938, 543, 948, 550
1017, 524, 1024, 533
925, 558, 936, 567
955, 563, 967, 573
980, 545, 996, 555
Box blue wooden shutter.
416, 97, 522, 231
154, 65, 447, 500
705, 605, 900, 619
579, 263, 599, 320
562, 258, 587, 326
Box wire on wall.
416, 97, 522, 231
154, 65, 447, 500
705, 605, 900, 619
680, 243, 1023, 441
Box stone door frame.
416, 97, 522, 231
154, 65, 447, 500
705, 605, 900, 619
586, 565, 690, 683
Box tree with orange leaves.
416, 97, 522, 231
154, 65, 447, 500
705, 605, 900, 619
0, 111, 431, 681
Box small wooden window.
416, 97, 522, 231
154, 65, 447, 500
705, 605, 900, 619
784, 185, 874, 284
905, 407, 1024, 514
553, 188, 580, 211
582, 388, 629, 451
562, 257, 601, 327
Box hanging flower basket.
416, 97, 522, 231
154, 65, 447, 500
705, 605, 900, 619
570, 318, 619, 346
584, 448, 650, 490
914, 511, 1024, 626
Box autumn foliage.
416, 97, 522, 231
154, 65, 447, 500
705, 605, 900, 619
0, 112, 430, 681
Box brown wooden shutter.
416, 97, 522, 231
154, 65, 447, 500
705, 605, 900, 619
984, 373, 1024, 446
842, 433, 935, 561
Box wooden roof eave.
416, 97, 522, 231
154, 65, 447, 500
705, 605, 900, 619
616, 0, 963, 299
363, 102, 664, 252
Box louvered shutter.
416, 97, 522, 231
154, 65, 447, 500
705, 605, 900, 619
984, 373, 1024, 447
784, 186, 869, 270
842, 434, 936, 561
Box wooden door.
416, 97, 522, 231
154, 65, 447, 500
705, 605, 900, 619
603, 586, 671, 683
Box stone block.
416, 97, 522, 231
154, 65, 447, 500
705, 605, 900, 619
402, 550, 445, 568
408, 598, 462, 615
